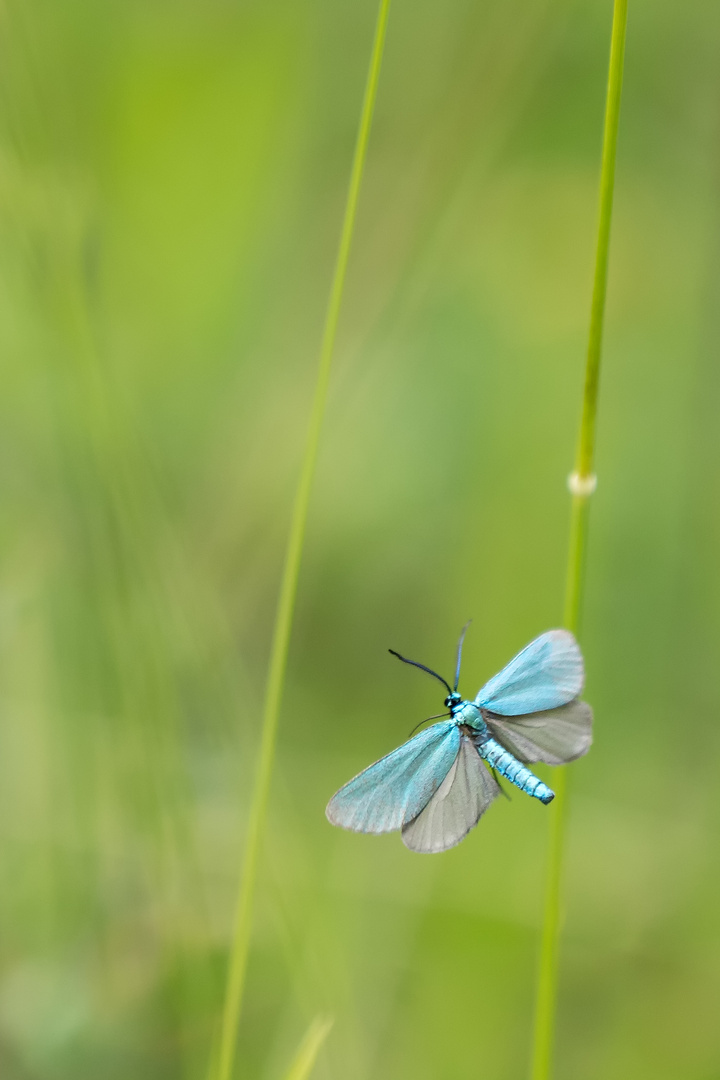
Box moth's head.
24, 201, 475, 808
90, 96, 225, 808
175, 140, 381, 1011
444, 692, 462, 711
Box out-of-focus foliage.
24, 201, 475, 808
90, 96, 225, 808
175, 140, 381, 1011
0, 1, 719, 1078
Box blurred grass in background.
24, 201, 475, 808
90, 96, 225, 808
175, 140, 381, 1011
0, 1, 719, 1078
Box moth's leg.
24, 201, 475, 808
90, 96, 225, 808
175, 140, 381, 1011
491, 767, 511, 801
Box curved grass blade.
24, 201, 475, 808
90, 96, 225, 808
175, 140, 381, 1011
282, 1016, 334, 1080
213, 4, 393, 1079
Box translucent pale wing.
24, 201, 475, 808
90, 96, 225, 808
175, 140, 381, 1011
326, 721, 460, 834
475, 630, 584, 716
401, 736, 500, 854
485, 700, 593, 765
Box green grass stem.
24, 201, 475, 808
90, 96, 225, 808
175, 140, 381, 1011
529, 2, 628, 1078
282, 1016, 334, 1080
213, 4, 392, 1079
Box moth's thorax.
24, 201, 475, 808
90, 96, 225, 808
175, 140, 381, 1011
451, 699, 484, 730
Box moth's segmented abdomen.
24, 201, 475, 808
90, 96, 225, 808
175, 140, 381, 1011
478, 737, 554, 804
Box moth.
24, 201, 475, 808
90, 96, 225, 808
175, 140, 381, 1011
326, 628, 592, 853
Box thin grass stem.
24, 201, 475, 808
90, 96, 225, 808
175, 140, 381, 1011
282, 1016, 334, 1080
213, 4, 392, 1079
529, 2, 628, 1078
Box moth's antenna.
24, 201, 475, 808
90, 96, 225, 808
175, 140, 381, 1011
388, 649, 453, 694
408, 712, 451, 737
454, 619, 472, 691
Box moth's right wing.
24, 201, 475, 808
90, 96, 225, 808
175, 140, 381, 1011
401, 736, 500, 854
484, 700, 593, 765
326, 721, 460, 834
476, 630, 584, 716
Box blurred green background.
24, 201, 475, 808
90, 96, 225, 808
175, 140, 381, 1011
1, 0, 719, 1078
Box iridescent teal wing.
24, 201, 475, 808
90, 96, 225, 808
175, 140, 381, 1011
401, 736, 499, 853
475, 630, 584, 716
326, 721, 460, 834
484, 700, 593, 765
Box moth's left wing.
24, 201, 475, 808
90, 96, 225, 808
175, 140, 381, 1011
485, 700, 593, 765
326, 721, 460, 835
476, 629, 584, 716
401, 736, 500, 854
